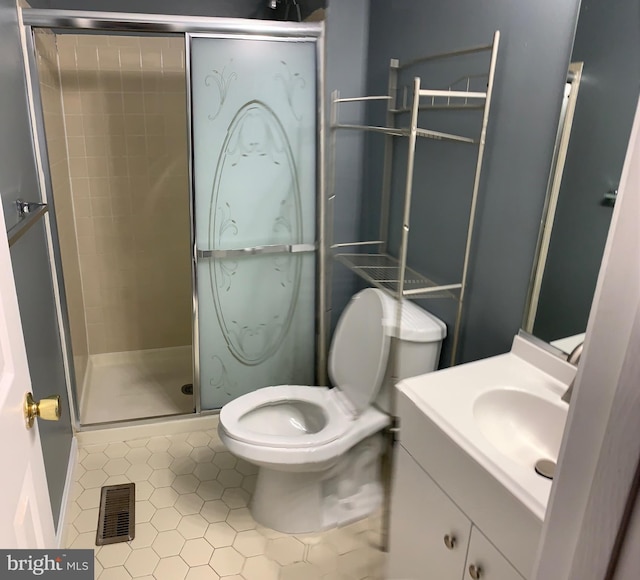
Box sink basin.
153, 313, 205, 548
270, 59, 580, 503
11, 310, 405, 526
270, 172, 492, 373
398, 337, 577, 520
473, 389, 568, 469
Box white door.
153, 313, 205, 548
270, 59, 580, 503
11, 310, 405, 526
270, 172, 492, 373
0, 208, 55, 548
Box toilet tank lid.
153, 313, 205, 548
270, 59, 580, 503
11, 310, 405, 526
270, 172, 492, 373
377, 292, 448, 342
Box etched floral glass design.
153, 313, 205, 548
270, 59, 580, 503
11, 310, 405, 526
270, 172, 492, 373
191, 37, 316, 409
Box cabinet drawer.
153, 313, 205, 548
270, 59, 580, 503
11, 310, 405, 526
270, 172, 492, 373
387, 446, 472, 580
464, 527, 525, 580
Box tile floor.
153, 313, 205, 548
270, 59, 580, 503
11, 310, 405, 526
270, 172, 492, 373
64, 425, 385, 579
81, 347, 194, 424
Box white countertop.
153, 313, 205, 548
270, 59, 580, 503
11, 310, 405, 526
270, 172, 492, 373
396, 335, 576, 521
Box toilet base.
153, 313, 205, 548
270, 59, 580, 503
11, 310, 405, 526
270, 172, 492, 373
250, 435, 383, 534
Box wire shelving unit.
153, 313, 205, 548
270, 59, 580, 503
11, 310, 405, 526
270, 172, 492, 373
327, 31, 500, 365
326, 32, 500, 551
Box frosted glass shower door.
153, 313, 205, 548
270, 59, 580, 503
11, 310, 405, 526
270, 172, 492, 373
190, 35, 317, 410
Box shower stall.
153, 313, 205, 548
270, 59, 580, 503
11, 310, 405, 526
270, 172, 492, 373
23, 10, 324, 428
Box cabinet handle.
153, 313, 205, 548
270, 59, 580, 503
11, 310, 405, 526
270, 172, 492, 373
443, 534, 456, 550
468, 564, 482, 579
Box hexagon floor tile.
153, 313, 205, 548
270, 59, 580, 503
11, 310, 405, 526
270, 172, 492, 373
63, 423, 386, 579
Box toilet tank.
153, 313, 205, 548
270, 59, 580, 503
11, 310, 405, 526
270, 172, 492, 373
375, 294, 447, 414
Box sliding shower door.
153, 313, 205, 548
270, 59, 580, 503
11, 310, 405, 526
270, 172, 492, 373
189, 34, 317, 410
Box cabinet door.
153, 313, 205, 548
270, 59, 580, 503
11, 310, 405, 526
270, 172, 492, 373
464, 527, 526, 580
387, 446, 471, 580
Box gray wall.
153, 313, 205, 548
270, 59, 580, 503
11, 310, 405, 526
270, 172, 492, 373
0, 1, 43, 231
363, 0, 581, 364
0, 0, 73, 529
325, 0, 370, 333
533, 0, 640, 342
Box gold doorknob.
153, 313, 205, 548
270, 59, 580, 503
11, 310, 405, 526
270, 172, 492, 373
24, 392, 61, 429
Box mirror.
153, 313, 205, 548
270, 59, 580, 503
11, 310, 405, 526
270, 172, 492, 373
523, 0, 640, 352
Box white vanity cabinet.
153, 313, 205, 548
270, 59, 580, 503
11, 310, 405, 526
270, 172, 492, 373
388, 446, 525, 580
388, 446, 472, 579
386, 337, 572, 579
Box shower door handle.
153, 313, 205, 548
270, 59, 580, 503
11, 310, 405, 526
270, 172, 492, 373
197, 243, 316, 259
7, 200, 49, 248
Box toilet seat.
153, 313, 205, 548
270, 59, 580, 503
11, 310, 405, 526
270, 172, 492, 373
218, 289, 398, 468
220, 392, 389, 468
219, 385, 351, 449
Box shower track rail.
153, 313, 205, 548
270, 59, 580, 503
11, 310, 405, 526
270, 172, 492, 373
21, 9, 322, 37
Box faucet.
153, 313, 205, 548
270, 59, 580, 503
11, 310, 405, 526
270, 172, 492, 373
561, 342, 584, 403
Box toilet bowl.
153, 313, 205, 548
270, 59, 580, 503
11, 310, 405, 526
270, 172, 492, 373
218, 288, 446, 533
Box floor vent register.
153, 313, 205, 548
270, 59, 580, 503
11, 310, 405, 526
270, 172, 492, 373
96, 483, 135, 545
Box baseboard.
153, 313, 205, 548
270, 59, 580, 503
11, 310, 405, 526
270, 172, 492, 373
76, 414, 220, 446
56, 436, 78, 548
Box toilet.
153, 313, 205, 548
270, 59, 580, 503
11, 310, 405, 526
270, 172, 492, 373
218, 288, 446, 533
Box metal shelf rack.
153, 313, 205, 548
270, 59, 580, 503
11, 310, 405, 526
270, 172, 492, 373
327, 31, 500, 366
334, 253, 461, 299
326, 31, 500, 554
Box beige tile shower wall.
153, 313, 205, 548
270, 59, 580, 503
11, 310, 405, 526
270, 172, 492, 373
57, 34, 191, 354
35, 31, 89, 394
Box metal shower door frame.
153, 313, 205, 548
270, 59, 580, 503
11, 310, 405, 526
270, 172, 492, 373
21, 26, 82, 431
20, 8, 326, 428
